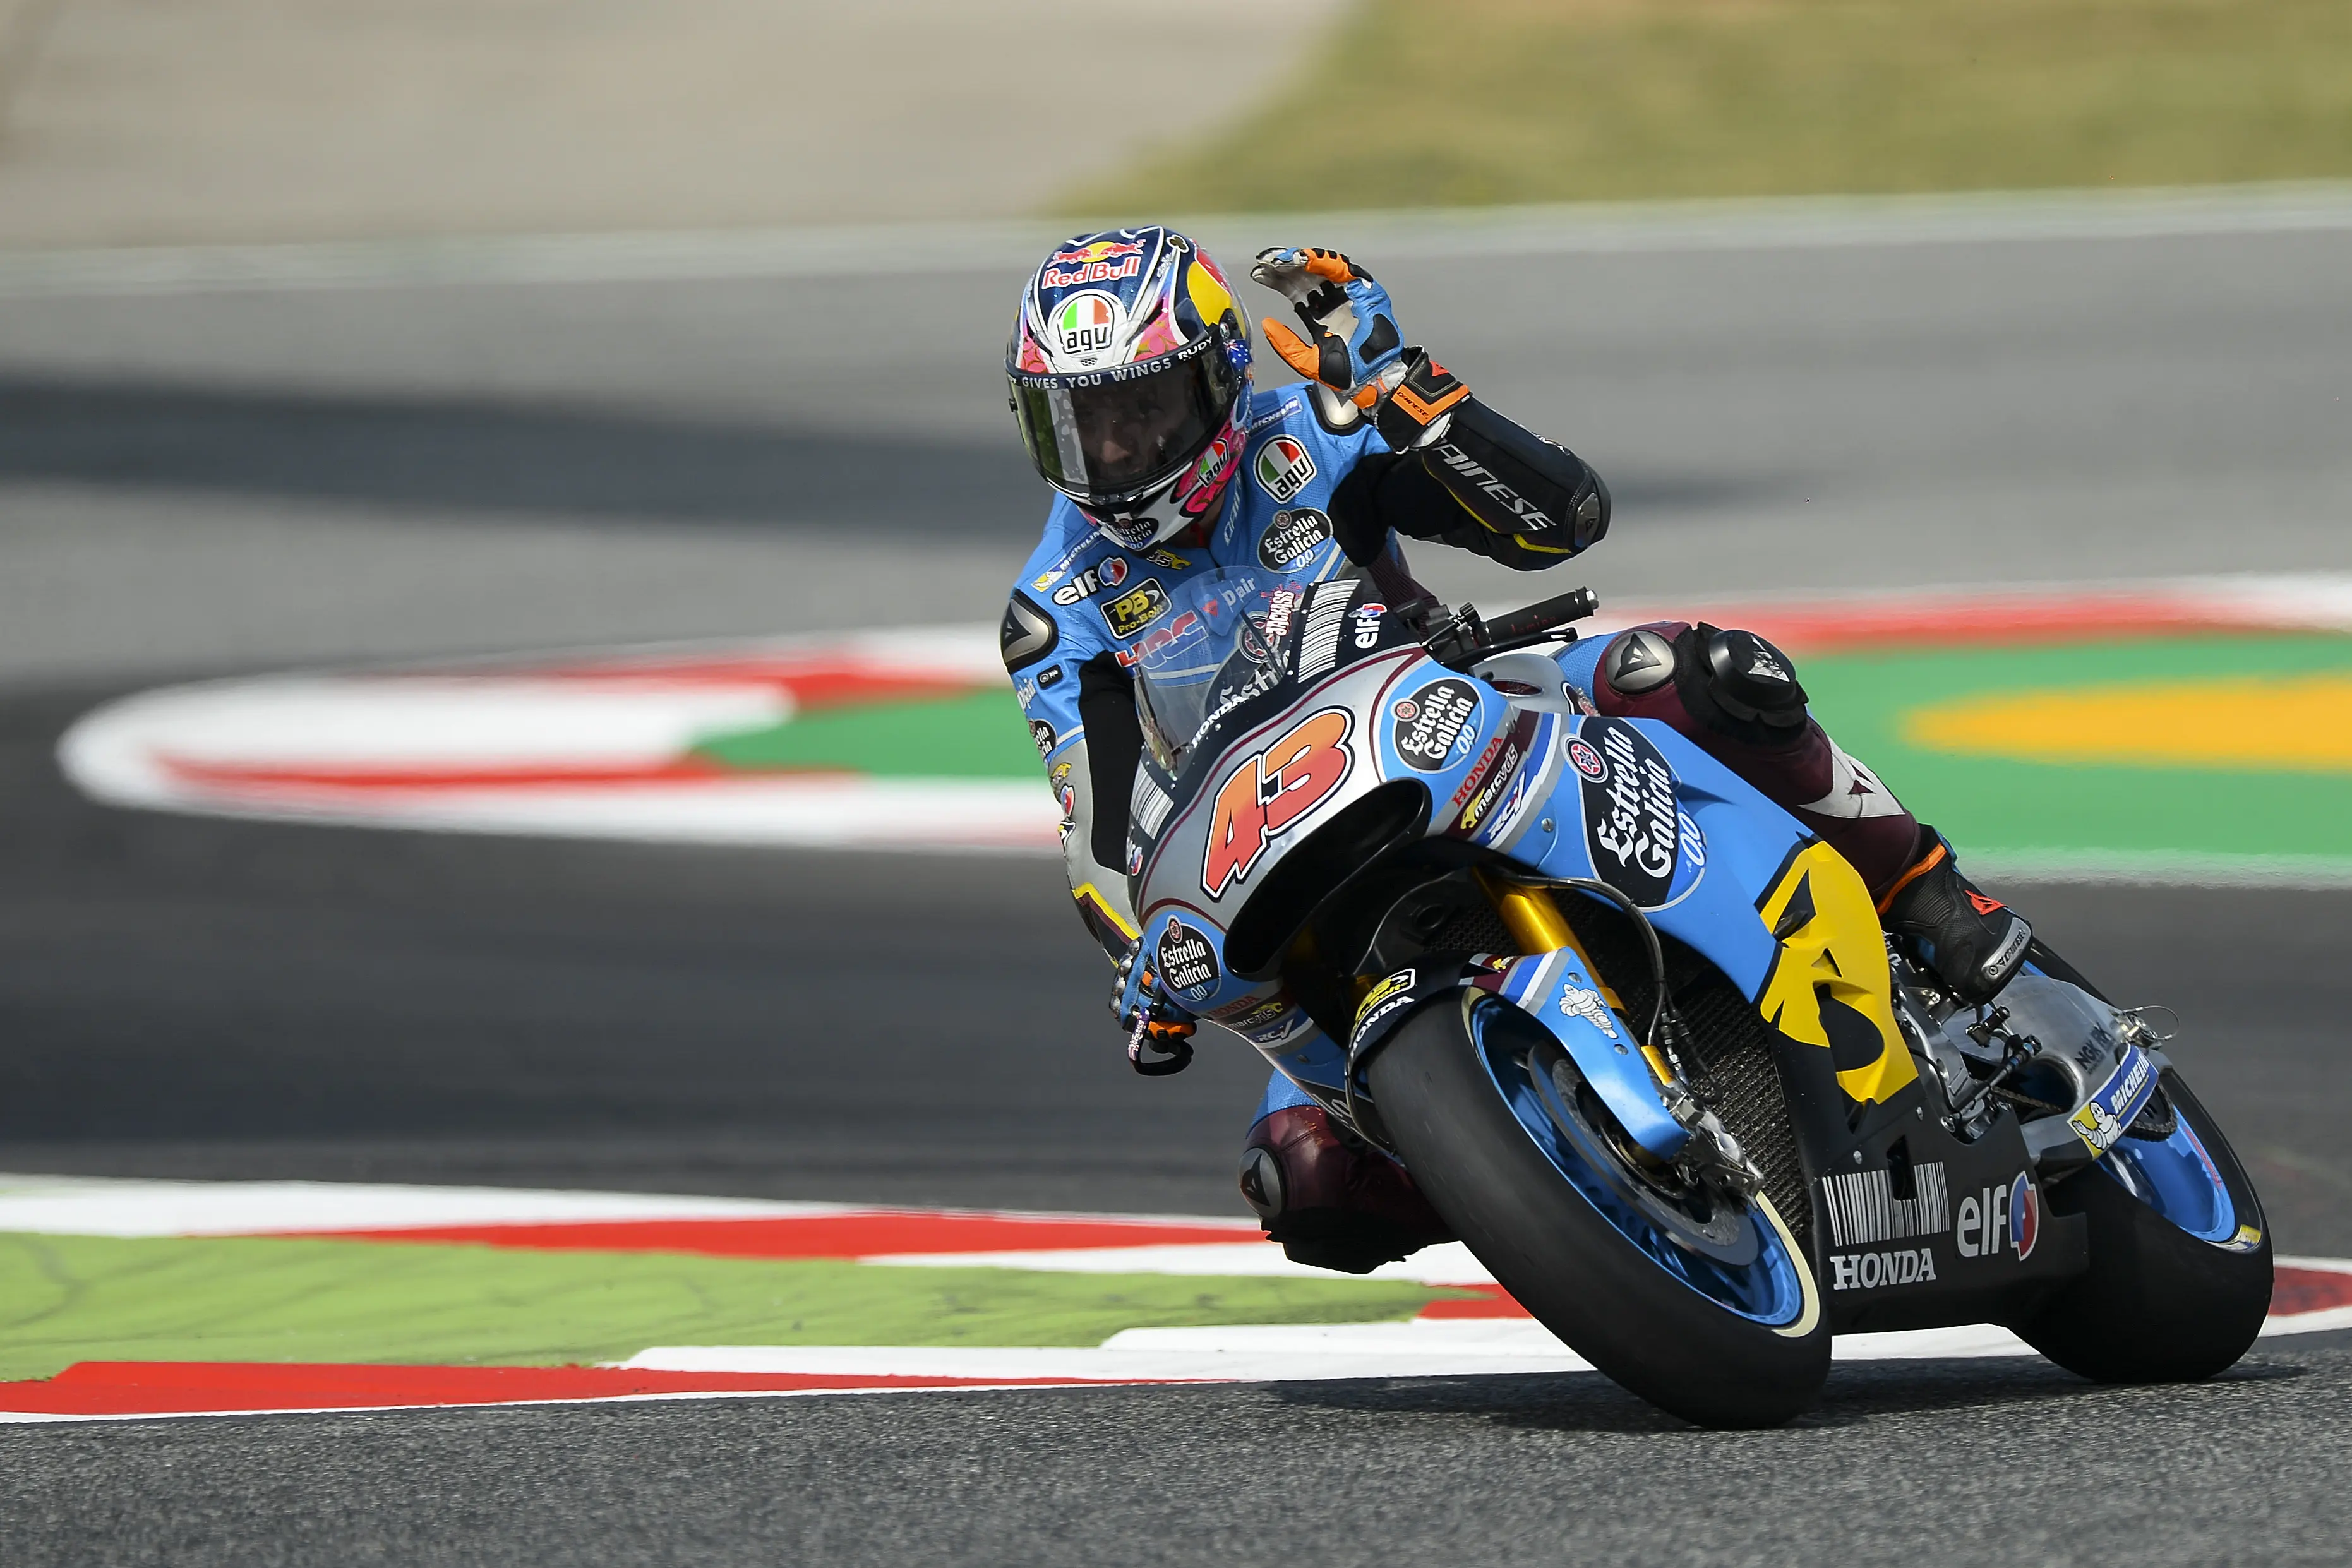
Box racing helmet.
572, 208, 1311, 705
1007, 225, 1252, 551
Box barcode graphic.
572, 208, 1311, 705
1820, 1161, 1950, 1248
1298, 580, 1355, 677
1131, 772, 1174, 835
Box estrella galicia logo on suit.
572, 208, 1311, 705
1254, 436, 1316, 503
1100, 578, 1171, 640
1257, 508, 1333, 570
1029, 720, 1056, 760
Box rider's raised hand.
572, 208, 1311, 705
1251, 247, 1470, 453
1250, 247, 1405, 398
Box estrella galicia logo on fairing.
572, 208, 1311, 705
1254, 436, 1316, 503
1155, 918, 1220, 1001
1100, 578, 1171, 640
1390, 679, 1480, 772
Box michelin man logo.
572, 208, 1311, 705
1557, 976, 1619, 1041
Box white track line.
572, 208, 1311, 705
4, 183, 2349, 299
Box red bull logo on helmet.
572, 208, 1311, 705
1042, 252, 1144, 289
1050, 238, 1145, 266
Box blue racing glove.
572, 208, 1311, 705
1250, 247, 1407, 398
1110, 941, 1197, 1077
1251, 246, 1469, 452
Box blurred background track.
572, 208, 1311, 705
0, 0, 1347, 245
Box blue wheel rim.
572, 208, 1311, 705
1468, 995, 1812, 1329
2095, 1092, 2242, 1245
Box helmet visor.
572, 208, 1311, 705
1011, 334, 1242, 505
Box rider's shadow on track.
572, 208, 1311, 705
1257, 1349, 2320, 1434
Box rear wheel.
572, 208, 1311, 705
2015, 1069, 2272, 1382
1367, 991, 1827, 1427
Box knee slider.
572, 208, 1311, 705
1599, 627, 1679, 695
1700, 626, 1808, 729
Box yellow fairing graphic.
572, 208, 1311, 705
1754, 841, 1916, 1106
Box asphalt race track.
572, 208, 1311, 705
4, 211, 2352, 1562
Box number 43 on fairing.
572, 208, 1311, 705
1201, 709, 1352, 897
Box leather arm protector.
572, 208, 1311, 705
1331, 397, 1610, 571
1062, 653, 1144, 962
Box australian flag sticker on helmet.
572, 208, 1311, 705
1573, 717, 1697, 909
1254, 435, 1316, 503
2009, 1173, 2039, 1261
1156, 917, 1221, 1002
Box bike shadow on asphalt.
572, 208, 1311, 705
1256, 1339, 2340, 1435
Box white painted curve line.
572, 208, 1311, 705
7, 183, 2351, 299
0, 1174, 846, 1237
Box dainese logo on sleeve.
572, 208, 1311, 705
1253, 436, 1316, 503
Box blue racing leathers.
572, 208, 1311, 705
1000, 380, 1610, 962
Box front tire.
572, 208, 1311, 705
1367, 992, 1827, 1427
2015, 1070, 2272, 1382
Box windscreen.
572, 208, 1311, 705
1133, 568, 1316, 772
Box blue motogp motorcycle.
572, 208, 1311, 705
1126, 565, 2272, 1427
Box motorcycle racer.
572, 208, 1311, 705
1001, 226, 2031, 1271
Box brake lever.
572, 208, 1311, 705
1424, 587, 1599, 670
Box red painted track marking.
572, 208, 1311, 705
2271, 1265, 2352, 1315
1736, 597, 2299, 654
0, 1362, 1181, 1417
1416, 1283, 1528, 1319
417, 659, 985, 712
154, 756, 860, 793
292, 1213, 1264, 1259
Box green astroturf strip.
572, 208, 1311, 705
690, 688, 1038, 780
0, 1233, 1443, 1382
1802, 633, 2352, 861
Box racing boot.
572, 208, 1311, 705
1238, 1104, 1454, 1274
1878, 827, 2032, 1006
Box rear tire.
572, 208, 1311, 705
2015, 1070, 2272, 1382
1368, 992, 1827, 1428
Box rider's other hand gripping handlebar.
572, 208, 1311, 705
1424, 587, 1600, 669
1111, 943, 1196, 1077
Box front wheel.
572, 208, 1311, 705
2015, 1068, 2272, 1382
1367, 992, 1827, 1428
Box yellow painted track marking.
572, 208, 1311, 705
1906, 673, 2352, 773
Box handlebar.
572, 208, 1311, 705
1422, 586, 1599, 669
